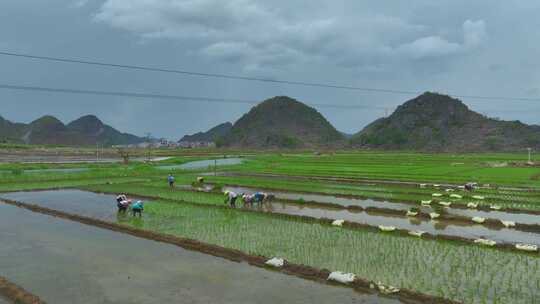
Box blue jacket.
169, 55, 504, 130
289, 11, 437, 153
132, 201, 144, 210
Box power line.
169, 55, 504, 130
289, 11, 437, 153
0, 83, 386, 110
2, 50, 540, 102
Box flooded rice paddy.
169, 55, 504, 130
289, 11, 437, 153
222, 186, 540, 245
0, 203, 394, 304
224, 185, 540, 221
2, 190, 540, 303
157, 158, 243, 170
3, 189, 540, 247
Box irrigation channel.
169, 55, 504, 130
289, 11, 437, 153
0, 202, 398, 304
222, 186, 540, 247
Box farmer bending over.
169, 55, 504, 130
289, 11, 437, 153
224, 190, 238, 208
131, 200, 144, 217
254, 192, 266, 204
117, 199, 131, 214
242, 193, 254, 206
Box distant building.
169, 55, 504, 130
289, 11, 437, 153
177, 141, 216, 148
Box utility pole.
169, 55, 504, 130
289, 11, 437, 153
527, 147, 533, 164
96, 142, 99, 162
145, 132, 152, 162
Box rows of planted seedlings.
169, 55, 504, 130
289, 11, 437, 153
195, 174, 540, 212
120, 200, 540, 304
84, 182, 540, 244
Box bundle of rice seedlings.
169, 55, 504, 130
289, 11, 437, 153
450, 194, 462, 199
432, 193, 443, 197
490, 205, 502, 210
421, 200, 432, 205
406, 210, 418, 217
472, 195, 485, 200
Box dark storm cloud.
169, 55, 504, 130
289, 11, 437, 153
1, 0, 539, 139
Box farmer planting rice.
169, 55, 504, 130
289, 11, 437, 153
168, 174, 175, 188
224, 190, 238, 208
131, 200, 144, 217
241, 193, 254, 206
464, 182, 476, 191
116, 194, 131, 214
253, 192, 266, 204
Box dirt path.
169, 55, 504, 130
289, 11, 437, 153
0, 276, 45, 304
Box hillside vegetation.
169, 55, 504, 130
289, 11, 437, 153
351, 92, 540, 152
180, 122, 232, 142
0, 114, 143, 146
218, 96, 344, 148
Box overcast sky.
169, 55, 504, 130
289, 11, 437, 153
1, 0, 540, 139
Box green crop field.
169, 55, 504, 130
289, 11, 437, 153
1, 150, 540, 303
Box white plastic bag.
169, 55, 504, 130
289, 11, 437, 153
378, 225, 396, 232
265, 257, 285, 267
474, 239, 496, 246
328, 271, 355, 284
408, 230, 426, 237
332, 219, 345, 227
515, 244, 538, 252
467, 202, 478, 208
501, 220, 515, 228
472, 217, 485, 224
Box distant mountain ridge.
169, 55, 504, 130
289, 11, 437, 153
218, 96, 344, 148
351, 92, 540, 152
179, 122, 232, 142
0, 114, 144, 146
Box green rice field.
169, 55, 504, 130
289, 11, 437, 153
1, 151, 540, 303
